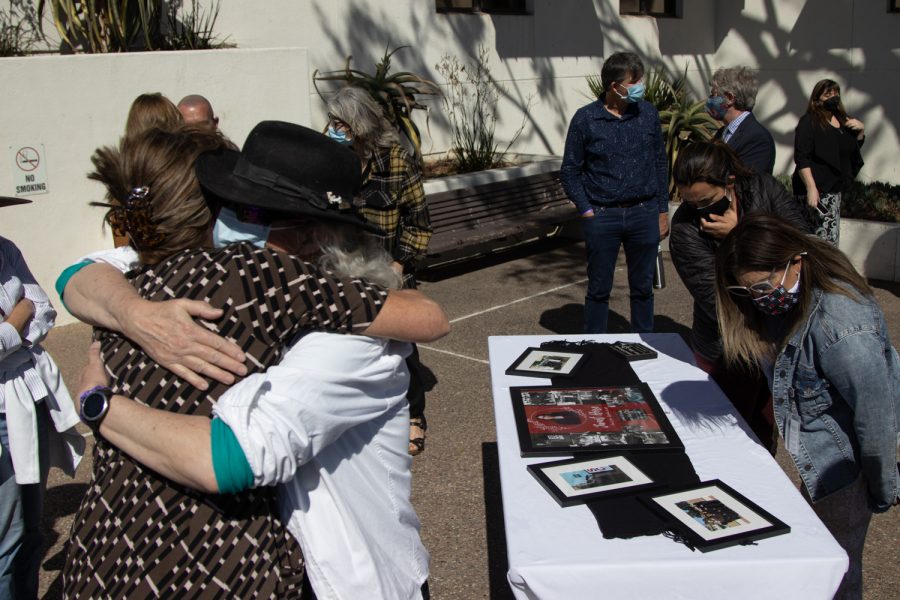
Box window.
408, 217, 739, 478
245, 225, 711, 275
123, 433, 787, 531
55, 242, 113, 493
436, 0, 529, 15
890, 0, 900, 12
619, 0, 681, 18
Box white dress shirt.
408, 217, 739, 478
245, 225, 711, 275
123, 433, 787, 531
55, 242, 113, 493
212, 332, 429, 600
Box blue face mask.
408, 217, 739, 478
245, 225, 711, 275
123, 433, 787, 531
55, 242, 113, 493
615, 82, 645, 103
212, 206, 270, 249
706, 95, 728, 120
326, 126, 353, 145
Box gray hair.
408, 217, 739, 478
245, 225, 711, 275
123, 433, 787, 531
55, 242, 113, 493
326, 86, 400, 161
710, 67, 759, 111
306, 220, 401, 289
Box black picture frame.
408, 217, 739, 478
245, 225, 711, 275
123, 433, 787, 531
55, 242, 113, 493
510, 383, 684, 457
505, 347, 589, 379
527, 453, 661, 507
639, 479, 791, 552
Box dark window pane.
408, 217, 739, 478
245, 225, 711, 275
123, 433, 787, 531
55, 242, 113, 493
481, 0, 527, 12
620, 0, 679, 17
437, 0, 476, 11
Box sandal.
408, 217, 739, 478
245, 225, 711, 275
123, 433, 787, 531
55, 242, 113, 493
409, 415, 427, 456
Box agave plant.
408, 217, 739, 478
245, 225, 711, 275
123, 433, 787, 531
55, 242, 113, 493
37, 0, 227, 52
37, 0, 164, 52
313, 45, 441, 160
659, 97, 719, 195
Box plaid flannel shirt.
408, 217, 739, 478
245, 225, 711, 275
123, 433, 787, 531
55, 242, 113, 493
361, 145, 432, 286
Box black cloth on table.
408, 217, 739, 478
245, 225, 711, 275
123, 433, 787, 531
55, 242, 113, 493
539, 341, 700, 539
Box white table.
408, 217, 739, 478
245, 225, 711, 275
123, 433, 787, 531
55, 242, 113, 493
489, 333, 847, 600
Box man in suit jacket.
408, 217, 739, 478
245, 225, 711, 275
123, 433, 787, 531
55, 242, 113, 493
706, 67, 776, 174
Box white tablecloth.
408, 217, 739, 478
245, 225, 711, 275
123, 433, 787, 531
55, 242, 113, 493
488, 333, 847, 600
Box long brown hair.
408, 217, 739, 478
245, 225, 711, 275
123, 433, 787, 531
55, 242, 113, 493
806, 79, 848, 128
715, 214, 872, 367
125, 93, 183, 140
90, 126, 228, 264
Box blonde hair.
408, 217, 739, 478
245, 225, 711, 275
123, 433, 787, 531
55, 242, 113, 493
90, 126, 228, 265
125, 93, 183, 141
715, 215, 872, 367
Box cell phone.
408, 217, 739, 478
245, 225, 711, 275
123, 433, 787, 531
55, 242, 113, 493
815, 203, 828, 215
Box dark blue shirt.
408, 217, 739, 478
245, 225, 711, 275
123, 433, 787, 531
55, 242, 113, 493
560, 99, 668, 214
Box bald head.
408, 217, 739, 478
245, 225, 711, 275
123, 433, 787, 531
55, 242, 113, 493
177, 94, 218, 131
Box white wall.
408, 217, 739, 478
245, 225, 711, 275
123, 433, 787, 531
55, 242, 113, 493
216, 0, 898, 181
1, 48, 309, 325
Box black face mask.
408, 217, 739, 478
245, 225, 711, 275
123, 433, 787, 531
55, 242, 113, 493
693, 195, 731, 219
823, 96, 841, 112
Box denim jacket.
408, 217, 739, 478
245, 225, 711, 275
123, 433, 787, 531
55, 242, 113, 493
770, 285, 900, 512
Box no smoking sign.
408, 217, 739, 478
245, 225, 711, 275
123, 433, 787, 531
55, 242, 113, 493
9, 144, 48, 196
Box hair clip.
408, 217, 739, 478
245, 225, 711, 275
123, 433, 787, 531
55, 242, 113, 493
125, 186, 150, 207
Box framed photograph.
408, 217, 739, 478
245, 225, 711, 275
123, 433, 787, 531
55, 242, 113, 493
640, 480, 791, 552
505, 347, 588, 379
527, 454, 660, 507
509, 383, 683, 456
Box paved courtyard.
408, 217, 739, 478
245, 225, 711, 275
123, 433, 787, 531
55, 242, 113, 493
39, 237, 899, 599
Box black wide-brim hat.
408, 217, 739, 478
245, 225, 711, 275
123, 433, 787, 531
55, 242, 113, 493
196, 120, 383, 235
0, 197, 32, 208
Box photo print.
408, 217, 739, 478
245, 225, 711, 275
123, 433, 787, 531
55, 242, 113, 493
505, 347, 589, 379
642, 480, 791, 552
510, 384, 683, 456
528, 454, 658, 506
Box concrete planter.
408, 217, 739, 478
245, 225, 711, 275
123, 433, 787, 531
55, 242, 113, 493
838, 217, 900, 282
423, 155, 561, 195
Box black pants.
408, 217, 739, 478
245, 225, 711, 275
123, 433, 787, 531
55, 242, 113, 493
406, 344, 427, 419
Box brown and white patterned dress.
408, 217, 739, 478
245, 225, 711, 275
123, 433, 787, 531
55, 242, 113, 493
63, 243, 388, 599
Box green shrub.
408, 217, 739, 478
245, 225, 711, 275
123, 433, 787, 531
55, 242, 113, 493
775, 175, 900, 223
436, 46, 532, 173
842, 180, 900, 223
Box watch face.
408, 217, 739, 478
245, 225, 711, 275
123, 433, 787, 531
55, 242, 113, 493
82, 391, 108, 421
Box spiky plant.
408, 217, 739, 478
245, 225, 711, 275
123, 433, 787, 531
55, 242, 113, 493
313, 45, 441, 160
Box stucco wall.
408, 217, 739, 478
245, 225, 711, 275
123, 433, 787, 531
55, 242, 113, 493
1, 48, 309, 325
214, 0, 898, 182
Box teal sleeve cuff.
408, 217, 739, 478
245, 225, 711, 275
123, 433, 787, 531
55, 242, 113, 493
55, 260, 93, 312
210, 417, 254, 495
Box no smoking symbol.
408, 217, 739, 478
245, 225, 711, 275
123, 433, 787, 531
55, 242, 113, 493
16, 147, 40, 172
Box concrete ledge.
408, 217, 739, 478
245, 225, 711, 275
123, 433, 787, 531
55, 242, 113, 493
839, 218, 900, 282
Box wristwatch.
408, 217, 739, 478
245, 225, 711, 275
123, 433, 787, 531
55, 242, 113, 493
79, 386, 113, 432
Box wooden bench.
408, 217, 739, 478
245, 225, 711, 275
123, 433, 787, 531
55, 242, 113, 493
421, 170, 576, 267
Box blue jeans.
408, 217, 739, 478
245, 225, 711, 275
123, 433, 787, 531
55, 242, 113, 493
0, 405, 50, 600
582, 201, 660, 334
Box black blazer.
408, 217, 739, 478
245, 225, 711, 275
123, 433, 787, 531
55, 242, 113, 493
715, 112, 776, 175
792, 112, 865, 195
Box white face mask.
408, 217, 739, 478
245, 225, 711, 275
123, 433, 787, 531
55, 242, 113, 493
212, 206, 270, 248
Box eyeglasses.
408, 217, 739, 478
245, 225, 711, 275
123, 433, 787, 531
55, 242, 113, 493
327, 113, 351, 132
726, 259, 794, 298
